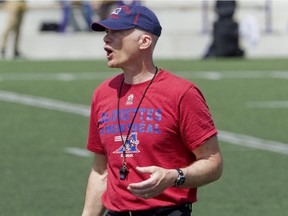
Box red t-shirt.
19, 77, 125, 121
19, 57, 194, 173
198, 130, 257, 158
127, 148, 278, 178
87, 69, 217, 211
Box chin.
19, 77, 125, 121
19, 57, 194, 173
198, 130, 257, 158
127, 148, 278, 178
107, 61, 121, 69
107, 63, 118, 68
107, 61, 115, 68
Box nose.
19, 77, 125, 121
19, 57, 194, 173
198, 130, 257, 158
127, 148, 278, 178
103, 32, 111, 44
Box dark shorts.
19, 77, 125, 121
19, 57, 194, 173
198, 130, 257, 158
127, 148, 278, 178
105, 203, 192, 216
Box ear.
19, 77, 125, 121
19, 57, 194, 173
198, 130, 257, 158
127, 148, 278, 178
138, 34, 152, 50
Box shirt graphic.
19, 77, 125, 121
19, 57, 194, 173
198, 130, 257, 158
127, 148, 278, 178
113, 132, 140, 154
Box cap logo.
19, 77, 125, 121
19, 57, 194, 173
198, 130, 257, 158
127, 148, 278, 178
112, 8, 122, 16
110, 6, 131, 19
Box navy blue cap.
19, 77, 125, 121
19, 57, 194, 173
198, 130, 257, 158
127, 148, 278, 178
91, 5, 162, 37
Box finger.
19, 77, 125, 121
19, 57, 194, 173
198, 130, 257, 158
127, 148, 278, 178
130, 187, 160, 199
128, 188, 153, 196
129, 187, 155, 199
136, 166, 156, 174
128, 178, 153, 190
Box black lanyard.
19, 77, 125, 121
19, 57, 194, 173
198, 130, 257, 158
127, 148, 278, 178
117, 67, 158, 180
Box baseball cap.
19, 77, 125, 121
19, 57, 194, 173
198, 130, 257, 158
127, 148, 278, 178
91, 5, 162, 37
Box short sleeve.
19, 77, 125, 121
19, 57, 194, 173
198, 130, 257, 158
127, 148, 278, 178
86, 92, 106, 154
179, 86, 217, 150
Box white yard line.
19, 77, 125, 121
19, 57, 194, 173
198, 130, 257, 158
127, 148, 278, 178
1, 90, 288, 157
0, 72, 117, 81
1, 71, 288, 81
0, 90, 90, 117
64, 147, 93, 157
218, 130, 288, 155
247, 101, 288, 109
178, 71, 288, 80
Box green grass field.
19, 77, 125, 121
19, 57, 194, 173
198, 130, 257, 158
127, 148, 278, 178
0, 58, 287, 216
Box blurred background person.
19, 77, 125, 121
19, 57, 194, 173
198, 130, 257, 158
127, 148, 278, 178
0, 0, 27, 59
203, 0, 245, 59
59, 0, 93, 32
117, 0, 141, 6
95, 0, 117, 20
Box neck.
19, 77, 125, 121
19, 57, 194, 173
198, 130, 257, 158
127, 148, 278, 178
122, 65, 158, 85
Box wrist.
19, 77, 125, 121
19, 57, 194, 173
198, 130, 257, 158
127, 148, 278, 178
167, 169, 179, 187
174, 168, 186, 187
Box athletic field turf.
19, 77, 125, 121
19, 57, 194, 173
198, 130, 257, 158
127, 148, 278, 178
0, 58, 287, 216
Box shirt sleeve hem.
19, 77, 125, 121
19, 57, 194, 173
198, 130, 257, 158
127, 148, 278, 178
86, 145, 105, 154
189, 129, 218, 151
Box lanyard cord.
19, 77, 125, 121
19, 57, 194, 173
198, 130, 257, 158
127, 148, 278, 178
117, 67, 158, 167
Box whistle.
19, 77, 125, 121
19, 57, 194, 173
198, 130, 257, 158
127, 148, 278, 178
119, 165, 128, 180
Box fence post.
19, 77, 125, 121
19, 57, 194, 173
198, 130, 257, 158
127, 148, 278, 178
264, 0, 272, 33
202, 0, 210, 34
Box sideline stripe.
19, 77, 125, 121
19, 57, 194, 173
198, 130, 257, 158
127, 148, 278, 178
1, 90, 288, 156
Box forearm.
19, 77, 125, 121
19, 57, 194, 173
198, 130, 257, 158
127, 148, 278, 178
127, 151, 222, 199
179, 135, 223, 188
181, 151, 223, 188
82, 168, 107, 216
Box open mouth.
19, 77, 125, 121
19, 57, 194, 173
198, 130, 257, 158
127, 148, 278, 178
104, 47, 113, 59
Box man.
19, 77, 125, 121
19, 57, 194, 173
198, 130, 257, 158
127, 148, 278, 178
82, 5, 223, 216
0, 0, 26, 58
